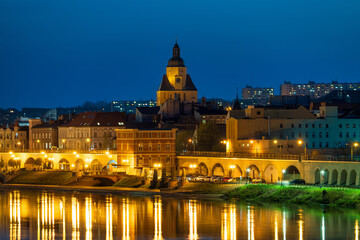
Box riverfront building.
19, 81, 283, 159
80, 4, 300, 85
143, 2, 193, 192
116, 126, 177, 175
226, 104, 360, 154
58, 112, 126, 151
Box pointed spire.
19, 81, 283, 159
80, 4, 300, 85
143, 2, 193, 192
232, 87, 241, 110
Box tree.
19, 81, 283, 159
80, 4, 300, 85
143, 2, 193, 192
175, 130, 194, 152
197, 122, 223, 151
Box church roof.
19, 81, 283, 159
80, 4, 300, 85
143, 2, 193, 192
158, 74, 197, 91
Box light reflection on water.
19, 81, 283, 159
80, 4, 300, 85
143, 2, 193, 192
1, 189, 360, 239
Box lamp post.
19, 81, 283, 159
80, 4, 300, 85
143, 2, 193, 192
298, 140, 307, 159
320, 170, 325, 188
229, 165, 235, 177
351, 142, 358, 161
246, 168, 250, 184
281, 169, 286, 186
188, 139, 195, 152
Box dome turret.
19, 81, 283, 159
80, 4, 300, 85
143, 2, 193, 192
167, 42, 185, 67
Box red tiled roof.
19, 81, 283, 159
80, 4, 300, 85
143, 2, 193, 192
67, 112, 126, 127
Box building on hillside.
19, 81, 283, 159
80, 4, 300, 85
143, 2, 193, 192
30, 120, 68, 150
194, 108, 227, 124
58, 112, 126, 151
111, 100, 156, 113
226, 104, 360, 154
115, 124, 177, 176
280, 81, 360, 99
0, 122, 28, 151
156, 42, 198, 119
242, 86, 274, 105
135, 107, 160, 122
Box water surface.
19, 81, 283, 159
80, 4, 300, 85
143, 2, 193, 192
0, 189, 358, 239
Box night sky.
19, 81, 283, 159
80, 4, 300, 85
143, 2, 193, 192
1, 0, 360, 109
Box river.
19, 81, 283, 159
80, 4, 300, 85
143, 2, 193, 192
0, 188, 358, 239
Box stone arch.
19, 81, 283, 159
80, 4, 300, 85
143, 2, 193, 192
263, 164, 279, 183
90, 159, 102, 172
349, 170, 356, 186
75, 159, 85, 171
107, 160, 117, 171
230, 164, 242, 178
331, 169, 338, 185
198, 162, 209, 176
43, 159, 54, 169
340, 170, 347, 186
284, 165, 301, 180
314, 169, 320, 184
25, 157, 36, 170
246, 164, 260, 179
59, 158, 70, 171
323, 169, 330, 184
212, 163, 224, 176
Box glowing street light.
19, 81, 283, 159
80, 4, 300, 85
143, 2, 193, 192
351, 142, 359, 161
298, 140, 307, 158
246, 168, 251, 184
281, 169, 286, 186
154, 163, 162, 168
320, 170, 325, 188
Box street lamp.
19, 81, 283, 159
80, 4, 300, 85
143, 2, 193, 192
86, 138, 90, 151
281, 169, 286, 186
351, 142, 358, 161
229, 165, 235, 177
320, 170, 325, 188
188, 139, 195, 152
298, 140, 307, 159
246, 168, 250, 184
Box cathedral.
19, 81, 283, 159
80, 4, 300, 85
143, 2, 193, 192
156, 42, 198, 106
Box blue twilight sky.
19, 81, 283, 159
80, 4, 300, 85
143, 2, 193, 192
1, 0, 360, 108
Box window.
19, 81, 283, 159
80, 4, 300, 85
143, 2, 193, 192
312, 124, 315, 128
354, 132, 357, 137
166, 157, 171, 162
346, 124, 349, 128
94, 132, 97, 138
305, 132, 308, 138
299, 132, 302, 137
157, 143, 161, 151
339, 124, 342, 128
312, 132, 315, 138
326, 142, 329, 148
138, 144, 143, 151
149, 144, 152, 151
326, 124, 329, 128
319, 132, 322, 138
354, 124, 356, 128
305, 124, 308, 128
299, 124, 302, 128
340, 132, 342, 138
166, 143, 170, 151
346, 132, 349, 138
280, 124, 283, 128
319, 142, 322, 148
326, 132, 329, 138
149, 133, 151, 138
312, 142, 315, 148
291, 132, 294, 138
319, 124, 322, 128
291, 124, 294, 128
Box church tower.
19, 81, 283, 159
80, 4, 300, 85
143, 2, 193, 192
156, 42, 198, 106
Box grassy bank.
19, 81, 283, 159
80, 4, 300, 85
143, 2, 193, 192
224, 184, 360, 208
177, 182, 241, 194
8, 171, 75, 185
113, 176, 143, 188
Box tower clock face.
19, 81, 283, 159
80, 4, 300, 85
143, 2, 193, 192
176, 78, 181, 83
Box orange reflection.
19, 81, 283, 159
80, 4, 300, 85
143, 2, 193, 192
298, 209, 303, 240
247, 206, 255, 240
9, 190, 21, 240
154, 196, 163, 240
60, 198, 66, 240
85, 196, 92, 240
72, 196, 80, 240
274, 212, 278, 240
189, 199, 198, 240
122, 198, 130, 240
38, 192, 55, 240
222, 203, 237, 240
355, 219, 359, 240
106, 196, 113, 240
